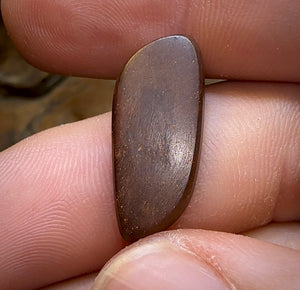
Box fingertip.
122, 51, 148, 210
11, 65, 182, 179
93, 237, 228, 290
93, 229, 300, 290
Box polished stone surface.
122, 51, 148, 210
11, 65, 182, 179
113, 35, 204, 242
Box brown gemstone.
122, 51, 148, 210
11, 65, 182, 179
112, 35, 204, 242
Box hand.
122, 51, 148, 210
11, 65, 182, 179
1, 1, 299, 289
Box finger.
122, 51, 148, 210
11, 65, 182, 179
93, 229, 300, 289
42, 223, 300, 289
1, 82, 300, 289
173, 82, 300, 232
43, 223, 300, 289
244, 222, 300, 250
2, 0, 300, 81
0, 113, 126, 289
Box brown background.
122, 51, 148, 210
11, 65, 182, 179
0, 13, 114, 151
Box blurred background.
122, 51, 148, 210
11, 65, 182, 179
0, 11, 114, 151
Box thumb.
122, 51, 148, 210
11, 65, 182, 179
93, 228, 300, 290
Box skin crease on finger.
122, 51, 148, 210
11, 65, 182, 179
0, 82, 299, 289
1, 0, 300, 81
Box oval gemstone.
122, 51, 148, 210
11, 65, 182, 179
112, 35, 204, 242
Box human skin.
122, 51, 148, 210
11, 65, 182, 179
1, 0, 300, 289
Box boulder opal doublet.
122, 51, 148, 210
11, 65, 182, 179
112, 35, 204, 242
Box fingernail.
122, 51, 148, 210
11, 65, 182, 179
93, 242, 229, 290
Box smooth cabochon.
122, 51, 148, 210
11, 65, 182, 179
113, 35, 203, 242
